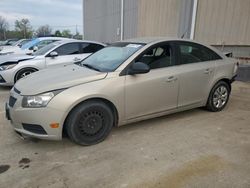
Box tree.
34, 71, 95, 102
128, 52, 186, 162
36, 25, 52, 37
61, 29, 72, 38
0, 16, 9, 40
54, 30, 62, 37
15, 18, 32, 38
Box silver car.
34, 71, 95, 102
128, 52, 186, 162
0, 40, 105, 86
0, 37, 69, 55
6, 38, 238, 145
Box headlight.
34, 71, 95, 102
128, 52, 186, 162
22, 89, 65, 108
22, 92, 55, 108
0, 63, 18, 71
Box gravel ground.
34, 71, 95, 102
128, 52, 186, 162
0, 81, 250, 188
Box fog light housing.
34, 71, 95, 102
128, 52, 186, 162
0, 75, 6, 83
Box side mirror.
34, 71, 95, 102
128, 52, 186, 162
128, 62, 150, 75
33, 46, 38, 52
49, 51, 58, 58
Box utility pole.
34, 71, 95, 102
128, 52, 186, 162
120, 0, 124, 40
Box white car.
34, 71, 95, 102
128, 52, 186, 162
0, 39, 31, 54
0, 37, 69, 56
0, 40, 105, 86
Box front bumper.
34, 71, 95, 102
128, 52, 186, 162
0, 69, 16, 86
5, 90, 66, 140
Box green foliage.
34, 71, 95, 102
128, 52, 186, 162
61, 29, 72, 38
54, 30, 62, 37
14, 19, 33, 38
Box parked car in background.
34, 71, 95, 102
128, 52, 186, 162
0, 39, 31, 52
10, 39, 31, 48
6, 37, 238, 145
0, 40, 105, 85
0, 37, 69, 56
0, 39, 19, 46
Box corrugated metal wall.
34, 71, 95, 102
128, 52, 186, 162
195, 0, 250, 45
83, 0, 121, 43
83, 0, 139, 42
137, 0, 181, 37
123, 0, 138, 39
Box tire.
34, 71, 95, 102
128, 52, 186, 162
206, 81, 230, 112
65, 100, 114, 146
15, 68, 37, 82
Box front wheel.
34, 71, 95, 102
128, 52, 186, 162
65, 100, 114, 146
206, 81, 230, 112
15, 68, 37, 83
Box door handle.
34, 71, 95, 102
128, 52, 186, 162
74, 57, 81, 61
166, 76, 177, 82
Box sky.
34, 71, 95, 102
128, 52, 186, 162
0, 0, 83, 34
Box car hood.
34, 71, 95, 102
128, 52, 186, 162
0, 45, 14, 51
0, 46, 21, 54
0, 54, 35, 65
15, 64, 108, 95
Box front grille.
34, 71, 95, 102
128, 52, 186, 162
9, 96, 17, 107
22, 123, 47, 135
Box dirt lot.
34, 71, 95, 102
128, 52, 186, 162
0, 81, 250, 188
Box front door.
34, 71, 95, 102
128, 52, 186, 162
125, 43, 179, 120
45, 42, 83, 67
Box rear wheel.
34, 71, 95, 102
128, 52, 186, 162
206, 81, 230, 112
15, 68, 37, 82
65, 100, 114, 146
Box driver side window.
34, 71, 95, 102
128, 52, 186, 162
136, 44, 173, 69
55, 43, 80, 56
36, 40, 57, 50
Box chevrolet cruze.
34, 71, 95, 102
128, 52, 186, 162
6, 38, 238, 145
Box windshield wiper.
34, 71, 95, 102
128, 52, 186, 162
82, 63, 101, 72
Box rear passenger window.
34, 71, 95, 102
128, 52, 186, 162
37, 40, 58, 49
178, 42, 222, 64
81, 43, 104, 53
56, 43, 80, 55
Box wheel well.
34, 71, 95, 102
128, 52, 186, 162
219, 78, 231, 92
14, 67, 39, 82
63, 98, 119, 135
206, 78, 232, 106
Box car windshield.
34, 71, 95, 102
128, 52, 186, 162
33, 43, 57, 56
21, 38, 40, 50
11, 40, 22, 46
80, 43, 144, 72
12, 39, 30, 47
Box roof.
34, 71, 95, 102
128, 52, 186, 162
120, 37, 208, 45
51, 39, 106, 46
120, 37, 180, 44
117, 37, 225, 58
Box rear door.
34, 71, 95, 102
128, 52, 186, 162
174, 41, 222, 107
45, 42, 81, 67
